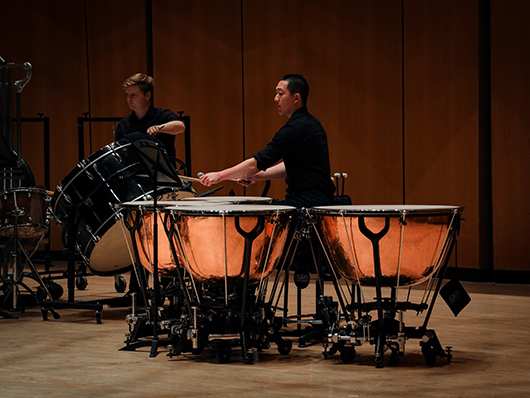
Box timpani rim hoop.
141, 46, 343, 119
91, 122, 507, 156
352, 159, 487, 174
164, 204, 297, 215
177, 196, 273, 202
312, 204, 463, 215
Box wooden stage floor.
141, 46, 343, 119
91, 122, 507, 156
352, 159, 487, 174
1, 265, 529, 398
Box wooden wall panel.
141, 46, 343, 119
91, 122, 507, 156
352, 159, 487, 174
403, 0, 480, 269
1, 1, 88, 250
85, 0, 148, 156
3, 0, 528, 274
1, 1, 88, 184
491, 0, 530, 271
152, 0, 244, 196
242, 0, 404, 202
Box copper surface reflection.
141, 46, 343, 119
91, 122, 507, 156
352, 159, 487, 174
124, 198, 276, 278
120, 194, 196, 277
171, 205, 295, 286
133, 210, 178, 277
314, 205, 462, 287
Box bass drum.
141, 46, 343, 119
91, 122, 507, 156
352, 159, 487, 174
50, 139, 194, 275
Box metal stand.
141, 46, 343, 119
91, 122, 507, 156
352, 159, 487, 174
17, 115, 53, 273
1, 58, 56, 307
278, 211, 337, 347
317, 208, 462, 367
120, 139, 183, 357
0, 309, 17, 319
39, 204, 103, 322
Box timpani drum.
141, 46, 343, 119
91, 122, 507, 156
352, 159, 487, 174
0, 187, 50, 238
312, 205, 463, 287
118, 200, 197, 277
167, 204, 296, 285
119, 197, 273, 277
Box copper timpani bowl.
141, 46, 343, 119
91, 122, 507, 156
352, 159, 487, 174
312, 205, 463, 287
118, 197, 274, 278
166, 204, 296, 286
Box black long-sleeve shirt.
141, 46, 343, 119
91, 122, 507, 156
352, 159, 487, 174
115, 105, 181, 159
253, 107, 335, 207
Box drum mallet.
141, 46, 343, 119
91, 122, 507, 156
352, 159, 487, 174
341, 173, 348, 196
334, 173, 341, 196
179, 175, 201, 183
178, 172, 207, 183
197, 171, 241, 183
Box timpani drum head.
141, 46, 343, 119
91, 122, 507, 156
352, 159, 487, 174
176, 196, 272, 204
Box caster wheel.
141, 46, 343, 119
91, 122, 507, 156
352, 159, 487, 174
445, 347, 453, 363
421, 343, 437, 367
217, 346, 231, 364
95, 311, 102, 324
51, 309, 61, 319
48, 282, 63, 300
389, 351, 400, 367
76, 276, 88, 290
36, 286, 47, 301
244, 353, 254, 365
277, 340, 293, 355
41, 308, 48, 321
340, 346, 356, 364
114, 275, 127, 293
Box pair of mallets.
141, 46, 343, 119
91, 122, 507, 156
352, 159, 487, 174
332, 172, 348, 196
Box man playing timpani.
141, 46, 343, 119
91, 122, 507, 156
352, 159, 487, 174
199, 74, 335, 208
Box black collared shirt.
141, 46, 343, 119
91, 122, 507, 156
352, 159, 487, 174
115, 105, 181, 158
253, 107, 335, 207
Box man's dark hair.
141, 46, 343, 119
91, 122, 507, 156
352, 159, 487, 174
281, 74, 309, 107
122, 73, 154, 97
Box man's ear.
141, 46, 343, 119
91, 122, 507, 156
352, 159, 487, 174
146, 91, 152, 101
294, 93, 301, 104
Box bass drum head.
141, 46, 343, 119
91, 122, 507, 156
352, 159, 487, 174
88, 222, 134, 274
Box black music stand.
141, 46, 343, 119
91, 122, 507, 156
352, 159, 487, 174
127, 138, 183, 357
